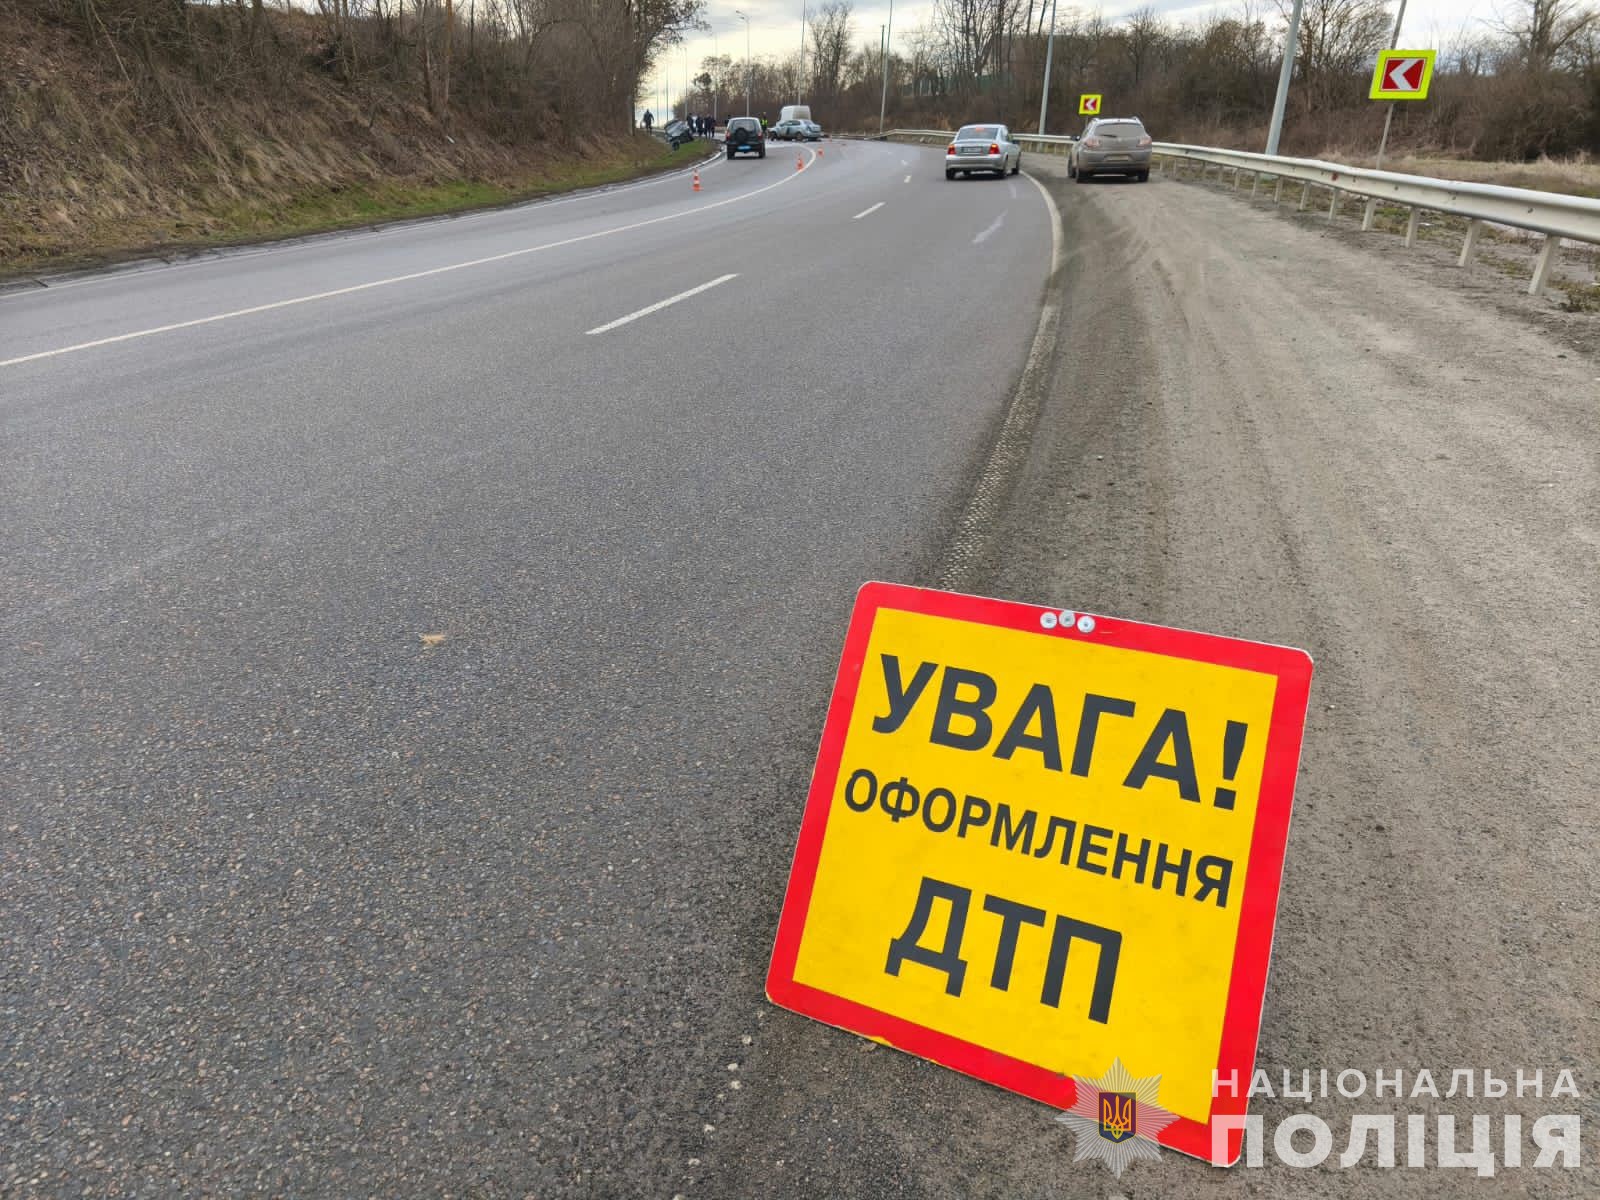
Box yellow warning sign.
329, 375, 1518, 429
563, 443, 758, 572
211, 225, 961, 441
1370, 49, 1436, 101
1079, 93, 1103, 116
768, 584, 1313, 1164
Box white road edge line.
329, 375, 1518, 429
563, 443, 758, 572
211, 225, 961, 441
584, 274, 737, 335
1021, 169, 1063, 274
0, 151, 728, 306
1, 150, 816, 369
853, 202, 886, 220
937, 167, 1065, 591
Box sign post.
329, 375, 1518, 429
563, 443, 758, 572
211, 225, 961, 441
768, 583, 1313, 1165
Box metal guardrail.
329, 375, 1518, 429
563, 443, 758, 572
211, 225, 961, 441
884, 129, 1599, 295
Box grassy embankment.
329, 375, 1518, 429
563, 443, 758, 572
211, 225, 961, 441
0, 5, 698, 277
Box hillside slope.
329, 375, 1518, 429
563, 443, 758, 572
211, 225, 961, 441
1, 2, 682, 273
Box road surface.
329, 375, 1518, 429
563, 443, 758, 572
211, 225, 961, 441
4, 138, 1597, 1198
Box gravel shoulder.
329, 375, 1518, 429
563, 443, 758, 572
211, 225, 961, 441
975, 159, 1600, 1194
696, 154, 1599, 1199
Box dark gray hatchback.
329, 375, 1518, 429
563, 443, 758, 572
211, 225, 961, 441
1069, 117, 1153, 182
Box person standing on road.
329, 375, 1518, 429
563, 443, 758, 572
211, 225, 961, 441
643, 110, 654, 132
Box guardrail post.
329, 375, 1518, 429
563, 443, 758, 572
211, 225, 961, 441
1274, 178, 1285, 205
1328, 190, 1339, 220
1251, 172, 1262, 198
1404, 207, 1421, 247
1361, 198, 1379, 231
1299, 182, 1310, 211
1458, 219, 1483, 267
1234, 167, 1243, 191
1528, 235, 1559, 295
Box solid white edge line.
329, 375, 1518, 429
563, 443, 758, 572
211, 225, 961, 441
1, 148, 818, 369
0, 149, 730, 306
852, 202, 886, 220
584, 274, 737, 335
1021, 168, 1063, 274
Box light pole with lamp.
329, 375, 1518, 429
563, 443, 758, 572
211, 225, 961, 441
735, 10, 751, 116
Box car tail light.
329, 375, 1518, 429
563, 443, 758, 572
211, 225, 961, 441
1082, 136, 1102, 149
1138, 135, 1153, 148
947, 145, 956, 155
989, 143, 1000, 154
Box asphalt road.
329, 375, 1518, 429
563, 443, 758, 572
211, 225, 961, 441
6, 137, 1597, 1200
2, 140, 1058, 1196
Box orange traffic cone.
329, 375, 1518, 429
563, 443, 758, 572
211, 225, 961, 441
692, 171, 701, 192
796, 152, 804, 172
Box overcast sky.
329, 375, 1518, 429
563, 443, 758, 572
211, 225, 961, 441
640, 0, 1499, 113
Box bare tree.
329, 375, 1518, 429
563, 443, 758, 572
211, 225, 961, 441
1491, 0, 1599, 69
809, 1, 853, 103
1274, 0, 1392, 111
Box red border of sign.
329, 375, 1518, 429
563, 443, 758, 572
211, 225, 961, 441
765, 581, 1313, 1166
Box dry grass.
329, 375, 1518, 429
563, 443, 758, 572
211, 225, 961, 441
1318, 150, 1600, 199
0, 6, 687, 276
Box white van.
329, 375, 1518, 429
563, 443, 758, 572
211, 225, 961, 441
779, 105, 812, 124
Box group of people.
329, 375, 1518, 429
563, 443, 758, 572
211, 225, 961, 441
639, 112, 720, 137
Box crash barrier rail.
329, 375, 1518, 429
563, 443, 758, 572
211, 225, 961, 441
882, 129, 1600, 295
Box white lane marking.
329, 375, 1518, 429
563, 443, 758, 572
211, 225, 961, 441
974, 214, 1006, 244
0, 152, 729, 306
904, 175, 912, 184
900, 158, 908, 165
584, 274, 737, 335
1021, 169, 1063, 274
853, 202, 886, 220
1, 151, 814, 369
1008, 182, 1018, 199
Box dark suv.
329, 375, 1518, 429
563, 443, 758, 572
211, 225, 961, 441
724, 117, 766, 159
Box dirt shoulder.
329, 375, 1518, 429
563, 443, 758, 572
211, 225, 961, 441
970, 159, 1599, 1193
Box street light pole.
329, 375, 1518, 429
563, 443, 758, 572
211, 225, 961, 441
877, 0, 893, 135
1265, 0, 1305, 155
735, 9, 750, 116
1037, 0, 1057, 134
1373, 0, 1409, 169
798, 2, 807, 107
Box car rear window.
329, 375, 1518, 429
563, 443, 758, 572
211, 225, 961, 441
956, 126, 999, 140
1096, 122, 1146, 136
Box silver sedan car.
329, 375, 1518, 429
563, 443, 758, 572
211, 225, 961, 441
945, 124, 1021, 179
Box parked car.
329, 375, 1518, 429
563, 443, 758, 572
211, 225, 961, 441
724, 116, 766, 159
944, 124, 1021, 179
799, 120, 823, 142
770, 119, 807, 142
1069, 117, 1153, 181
